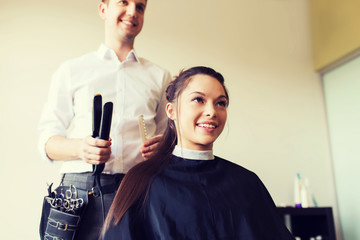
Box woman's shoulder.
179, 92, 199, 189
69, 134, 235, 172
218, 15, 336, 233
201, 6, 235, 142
154, 155, 263, 189
215, 156, 258, 178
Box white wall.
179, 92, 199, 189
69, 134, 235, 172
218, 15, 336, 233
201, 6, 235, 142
0, 0, 339, 239
323, 55, 360, 240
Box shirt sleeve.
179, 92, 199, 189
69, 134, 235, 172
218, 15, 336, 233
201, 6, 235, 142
37, 62, 75, 162
154, 70, 172, 136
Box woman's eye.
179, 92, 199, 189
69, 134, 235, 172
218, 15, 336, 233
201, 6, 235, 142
192, 97, 204, 103
216, 100, 227, 107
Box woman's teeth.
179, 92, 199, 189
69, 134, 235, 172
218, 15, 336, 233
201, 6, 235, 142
197, 123, 216, 129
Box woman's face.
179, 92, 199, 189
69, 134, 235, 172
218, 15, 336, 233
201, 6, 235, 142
167, 74, 228, 151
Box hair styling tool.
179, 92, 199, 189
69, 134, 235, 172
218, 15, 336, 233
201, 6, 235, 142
99, 102, 113, 141
92, 95, 113, 174
92, 94, 102, 139
91, 96, 113, 223
138, 115, 148, 143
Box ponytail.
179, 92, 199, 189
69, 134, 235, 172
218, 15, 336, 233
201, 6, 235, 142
102, 120, 176, 234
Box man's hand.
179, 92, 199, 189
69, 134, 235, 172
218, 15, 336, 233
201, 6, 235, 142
140, 135, 162, 160
79, 135, 112, 165
45, 135, 112, 164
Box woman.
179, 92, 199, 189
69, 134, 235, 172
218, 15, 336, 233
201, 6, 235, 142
102, 66, 294, 240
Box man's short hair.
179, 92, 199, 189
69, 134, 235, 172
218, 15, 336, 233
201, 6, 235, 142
101, 0, 147, 3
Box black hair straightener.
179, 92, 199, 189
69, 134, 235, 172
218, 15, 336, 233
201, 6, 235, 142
92, 94, 113, 175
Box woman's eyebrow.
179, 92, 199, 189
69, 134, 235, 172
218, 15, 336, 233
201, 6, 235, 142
189, 91, 205, 95
188, 91, 227, 100
218, 95, 228, 100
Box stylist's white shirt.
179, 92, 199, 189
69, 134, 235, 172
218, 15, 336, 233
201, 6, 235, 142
38, 44, 171, 174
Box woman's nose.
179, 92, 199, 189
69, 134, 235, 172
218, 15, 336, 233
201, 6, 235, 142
205, 103, 216, 117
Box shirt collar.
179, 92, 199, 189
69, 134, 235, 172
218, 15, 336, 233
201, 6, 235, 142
97, 43, 141, 64
172, 145, 214, 160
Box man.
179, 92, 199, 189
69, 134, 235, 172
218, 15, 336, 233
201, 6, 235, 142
38, 0, 171, 239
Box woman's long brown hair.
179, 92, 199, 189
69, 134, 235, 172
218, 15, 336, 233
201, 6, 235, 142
101, 66, 229, 236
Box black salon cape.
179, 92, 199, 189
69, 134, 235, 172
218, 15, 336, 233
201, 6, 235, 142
103, 155, 294, 240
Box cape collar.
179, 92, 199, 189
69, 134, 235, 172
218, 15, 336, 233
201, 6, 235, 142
172, 145, 214, 160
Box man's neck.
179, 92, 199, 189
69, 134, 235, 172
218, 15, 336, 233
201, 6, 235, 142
105, 38, 135, 62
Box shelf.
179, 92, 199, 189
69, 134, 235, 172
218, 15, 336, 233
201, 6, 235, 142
277, 207, 336, 240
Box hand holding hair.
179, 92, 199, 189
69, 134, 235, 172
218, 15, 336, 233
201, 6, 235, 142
140, 135, 163, 160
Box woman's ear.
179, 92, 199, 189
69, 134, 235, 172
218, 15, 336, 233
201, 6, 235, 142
166, 103, 176, 120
